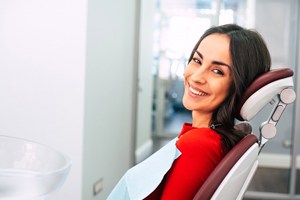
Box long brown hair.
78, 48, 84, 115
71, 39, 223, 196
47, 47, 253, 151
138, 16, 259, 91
188, 24, 271, 152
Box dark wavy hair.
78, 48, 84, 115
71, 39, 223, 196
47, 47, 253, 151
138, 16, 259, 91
188, 24, 271, 152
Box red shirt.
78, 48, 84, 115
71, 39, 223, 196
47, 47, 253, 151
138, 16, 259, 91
145, 123, 224, 199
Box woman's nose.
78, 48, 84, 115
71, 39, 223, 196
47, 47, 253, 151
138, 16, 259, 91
191, 67, 207, 84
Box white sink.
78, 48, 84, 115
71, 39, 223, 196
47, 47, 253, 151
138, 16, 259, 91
0, 135, 71, 200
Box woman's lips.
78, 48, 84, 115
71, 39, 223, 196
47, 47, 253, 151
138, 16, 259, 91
189, 86, 208, 96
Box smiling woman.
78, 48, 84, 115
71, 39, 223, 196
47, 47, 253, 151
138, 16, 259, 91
107, 24, 271, 200
183, 33, 232, 128
189, 24, 271, 152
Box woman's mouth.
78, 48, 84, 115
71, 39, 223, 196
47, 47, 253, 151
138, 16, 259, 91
189, 86, 208, 96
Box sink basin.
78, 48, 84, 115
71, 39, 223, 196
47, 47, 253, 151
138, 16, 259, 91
0, 135, 71, 200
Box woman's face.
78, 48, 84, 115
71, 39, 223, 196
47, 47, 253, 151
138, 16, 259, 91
182, 33, 232, 115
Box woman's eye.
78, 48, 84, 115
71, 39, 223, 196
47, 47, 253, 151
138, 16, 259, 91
213, 69, 224, 76
192, 58, 201, 64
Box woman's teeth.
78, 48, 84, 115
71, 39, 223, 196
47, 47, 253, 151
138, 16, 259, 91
189, 87, 208, 96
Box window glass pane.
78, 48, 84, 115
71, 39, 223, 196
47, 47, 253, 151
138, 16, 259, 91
153, 0, 250, 136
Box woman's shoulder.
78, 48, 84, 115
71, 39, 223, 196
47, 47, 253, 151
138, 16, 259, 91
178, 123, 222, 141
177, 126, 222, 152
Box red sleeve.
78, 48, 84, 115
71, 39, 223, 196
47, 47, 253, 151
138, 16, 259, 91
161, 128, 224, 200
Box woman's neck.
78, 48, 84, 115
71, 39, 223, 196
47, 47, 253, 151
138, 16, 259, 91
191, 111, 212, 128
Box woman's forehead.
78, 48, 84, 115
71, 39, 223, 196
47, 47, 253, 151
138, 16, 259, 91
196, 34, 232, 66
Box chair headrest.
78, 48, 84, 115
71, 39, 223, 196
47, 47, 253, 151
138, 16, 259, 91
236, 68, 294, 121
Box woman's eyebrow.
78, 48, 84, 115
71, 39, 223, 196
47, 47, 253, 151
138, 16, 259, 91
195, 50, 231, 69
195, 50, 203, 59
212, 61, 231, 69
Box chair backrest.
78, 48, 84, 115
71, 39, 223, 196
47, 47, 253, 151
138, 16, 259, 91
193, 134, 258, 200
193, 67, 296, 200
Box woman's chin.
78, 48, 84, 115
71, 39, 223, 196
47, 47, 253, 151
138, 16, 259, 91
182, 100, 193, 111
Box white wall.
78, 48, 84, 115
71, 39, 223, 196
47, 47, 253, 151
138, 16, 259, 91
0, 0, 87, 199
82, 0, 138, 199
0, 0, 139, 200
135, 0, 156, 163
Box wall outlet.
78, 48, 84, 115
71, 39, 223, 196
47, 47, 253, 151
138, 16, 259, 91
93, 178, 103, 196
